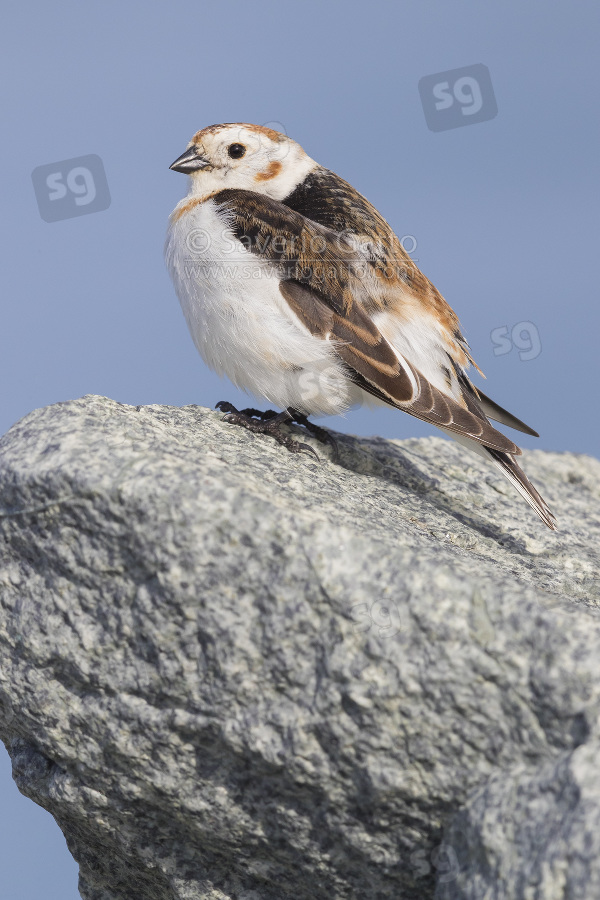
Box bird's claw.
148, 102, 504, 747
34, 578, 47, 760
216, 401, 323, 461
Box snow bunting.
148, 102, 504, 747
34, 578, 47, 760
165, 123, 556, 530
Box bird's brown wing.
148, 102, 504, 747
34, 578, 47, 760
213, 188, 521, 455
283, 166, 481, 373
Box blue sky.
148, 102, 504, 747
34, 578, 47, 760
1, 2, 599, 897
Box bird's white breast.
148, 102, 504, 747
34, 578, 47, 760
164, 197, 359, 415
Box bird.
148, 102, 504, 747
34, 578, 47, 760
165, 123, 556, 530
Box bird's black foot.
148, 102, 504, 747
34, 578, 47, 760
215, 402, 323, 461
287, 408, 339, 463
235, 406, 339, 462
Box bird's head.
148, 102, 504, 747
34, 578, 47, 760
169, 123, 316, 200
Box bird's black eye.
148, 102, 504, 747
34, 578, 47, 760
228, 143, 246, 159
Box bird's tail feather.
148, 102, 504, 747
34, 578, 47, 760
440, 428, 556, 530
473, 388, 540, 437
484, 447, 556, 530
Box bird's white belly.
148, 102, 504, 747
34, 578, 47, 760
165, 198, 361, 415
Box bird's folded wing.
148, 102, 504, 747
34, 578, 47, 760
213, 188, 521, 456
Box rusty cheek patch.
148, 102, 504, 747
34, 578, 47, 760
255, 160, 283, 182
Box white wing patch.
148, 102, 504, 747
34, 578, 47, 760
372, 309, 463, 402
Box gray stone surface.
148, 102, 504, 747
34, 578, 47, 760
0, 394, 599, 900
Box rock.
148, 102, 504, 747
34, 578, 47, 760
0, 394, 599, 900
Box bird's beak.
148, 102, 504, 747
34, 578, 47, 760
169, 146, 211, 174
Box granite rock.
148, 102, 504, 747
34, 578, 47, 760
0, 395, 599, 899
